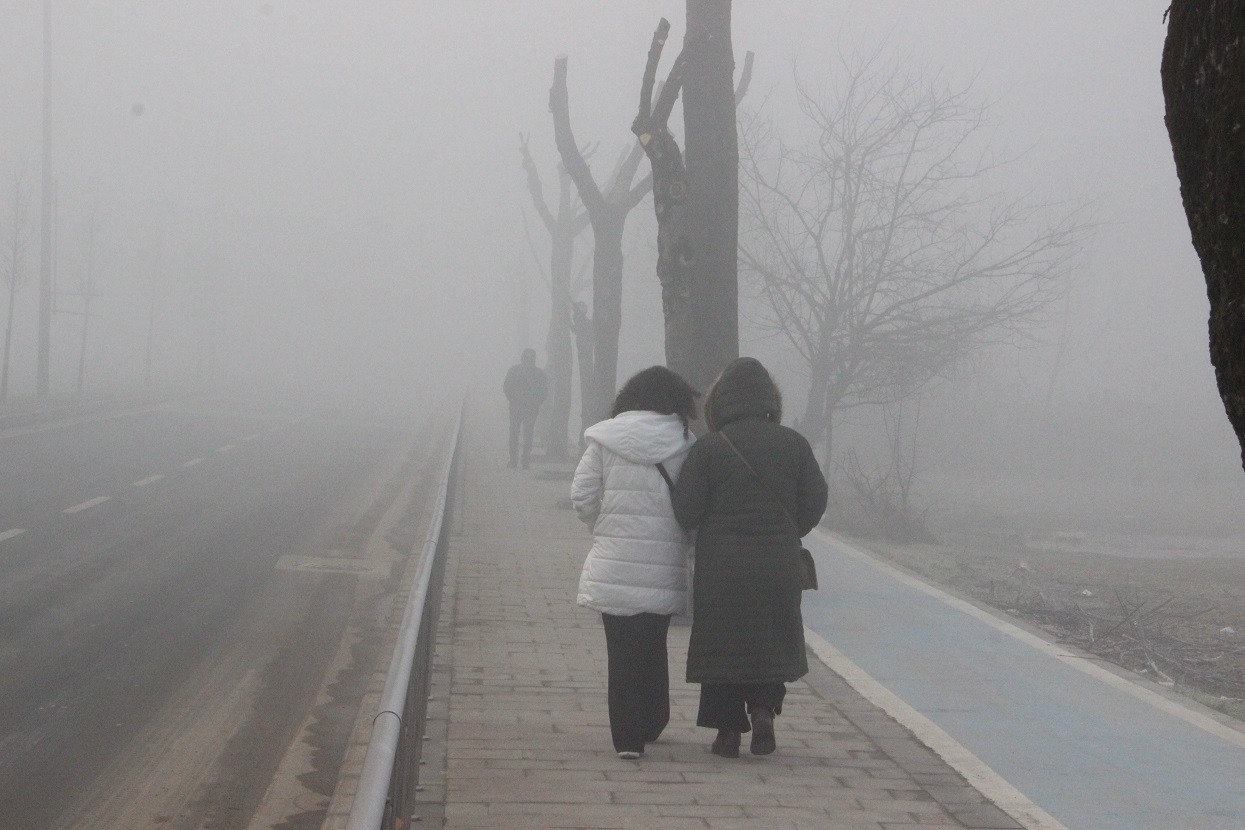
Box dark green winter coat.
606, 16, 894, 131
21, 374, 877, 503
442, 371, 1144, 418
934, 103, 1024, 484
672, 358, 828, 684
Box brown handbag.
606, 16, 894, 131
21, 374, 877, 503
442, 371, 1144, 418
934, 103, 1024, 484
719, 432, 819, 591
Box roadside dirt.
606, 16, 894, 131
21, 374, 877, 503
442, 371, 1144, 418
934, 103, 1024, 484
851, 517, 1245, 721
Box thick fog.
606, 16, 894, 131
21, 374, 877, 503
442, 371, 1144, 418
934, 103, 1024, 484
2, 2, 1241, 520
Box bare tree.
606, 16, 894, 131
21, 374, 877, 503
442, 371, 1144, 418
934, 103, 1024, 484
71, 203, 103, 398
549, 55, 652, 424
681, 0, 742, 395
632, 15, 753, 400
140, 226, 163, 387
519, 134, 589, 458
1, 170, 34, 402
738, 53, 1089, 467
1162, 2, 1245, 473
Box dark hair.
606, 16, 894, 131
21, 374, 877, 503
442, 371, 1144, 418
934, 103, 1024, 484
611, 366, 700, 434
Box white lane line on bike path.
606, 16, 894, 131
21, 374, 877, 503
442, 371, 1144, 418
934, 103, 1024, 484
63, 496, 110, 514
818, 529, 1245, 751
0, 528, 26, 543
132, 474, 165, 487
804, 628, 1070, 830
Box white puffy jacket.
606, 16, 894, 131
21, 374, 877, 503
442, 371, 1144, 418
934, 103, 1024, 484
572, 410, 696, 616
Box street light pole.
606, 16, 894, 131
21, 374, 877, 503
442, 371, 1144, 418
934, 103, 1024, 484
37, 0, 53, 398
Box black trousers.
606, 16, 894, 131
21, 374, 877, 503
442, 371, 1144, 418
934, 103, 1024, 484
696, 682, 786, 733
601, 612, 672, 753
508, 409, 537, 465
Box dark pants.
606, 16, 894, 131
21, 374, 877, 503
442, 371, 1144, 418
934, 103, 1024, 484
696, 682, 786, 733
508, 409, 537, 466
601, 612, 672, 753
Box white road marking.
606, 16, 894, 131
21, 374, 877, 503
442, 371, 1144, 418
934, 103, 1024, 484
817, 529, 1245, 751
63, 496, 110, 514
804, 628, 1070, 830
132, 474, 165, 487
275, 554, 391, 577
242, 433, 260, 442
0, 528, 26, 542
215, 444, 236, 454
182, 457, 205, 468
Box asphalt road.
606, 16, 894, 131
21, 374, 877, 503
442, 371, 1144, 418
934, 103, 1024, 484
0, 402, 445, 830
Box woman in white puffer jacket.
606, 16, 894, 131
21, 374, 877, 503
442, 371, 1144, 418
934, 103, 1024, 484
572, 365, 699, 759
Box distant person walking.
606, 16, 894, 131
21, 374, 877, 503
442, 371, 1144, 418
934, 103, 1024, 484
572, 366, 699, 759
503, 348, 548, 468
671, 357, 827, 758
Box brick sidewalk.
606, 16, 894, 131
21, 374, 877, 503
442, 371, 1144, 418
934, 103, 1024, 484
416, 416, 1022, 829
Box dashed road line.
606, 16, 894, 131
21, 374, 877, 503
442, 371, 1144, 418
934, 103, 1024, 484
182, 458, 205, 468
215, 444, 236, 454
132, 474, 165, 487
0, 528, 26, 542
63, 496, 110, 514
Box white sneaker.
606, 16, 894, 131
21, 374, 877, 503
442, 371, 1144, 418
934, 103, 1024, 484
617, 750, 643, 759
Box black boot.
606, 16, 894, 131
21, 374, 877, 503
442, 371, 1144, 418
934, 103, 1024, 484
750, 707, 776, 755
711, 729, 741, 758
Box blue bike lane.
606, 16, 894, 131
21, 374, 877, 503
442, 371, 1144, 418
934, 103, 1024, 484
800, 530, 1245, 830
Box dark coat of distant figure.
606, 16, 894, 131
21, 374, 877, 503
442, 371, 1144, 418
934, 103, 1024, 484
672, 358, 828, 686
503, 348, 548, 468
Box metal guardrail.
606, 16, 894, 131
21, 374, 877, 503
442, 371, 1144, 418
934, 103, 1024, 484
346, 406, 463, 830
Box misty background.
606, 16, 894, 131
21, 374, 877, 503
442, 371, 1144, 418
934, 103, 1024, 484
2, 1, 1241, 536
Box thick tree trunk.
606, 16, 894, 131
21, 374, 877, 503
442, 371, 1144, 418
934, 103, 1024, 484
589, 220, 625, 422
571, 302, 594, 440
76, 300, 91, 398
521, 136, 584, 460
801, 368, 830, 450
551, 56, 651, 427
1, 281, 16, 402
1162, 2, 1245, 471
681, 0, 739, 396
144, 298, 156, 387
633, 14, 746, 405
542, 225, 575, 458
632, 21, 696, 388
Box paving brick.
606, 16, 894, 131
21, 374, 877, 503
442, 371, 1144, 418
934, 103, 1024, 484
414, 415, 1027, 829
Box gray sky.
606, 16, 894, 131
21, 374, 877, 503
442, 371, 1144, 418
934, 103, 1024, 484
1, 1, 1233, 490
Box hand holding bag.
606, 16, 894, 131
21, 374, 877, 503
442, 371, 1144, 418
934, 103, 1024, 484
718, 432, 819, 591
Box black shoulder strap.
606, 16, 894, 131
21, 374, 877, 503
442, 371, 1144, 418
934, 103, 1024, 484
718, 430, 800, 533
655, 462, 675, 492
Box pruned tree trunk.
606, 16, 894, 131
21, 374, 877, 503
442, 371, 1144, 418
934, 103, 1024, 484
520, 135, 588, 458
75, 296, 91, 397
1, 281, 17, 401
571, 301, 594, 442
800, 364, 831, 450
632, 13, 751, 402
1162, 1, 1245, 471
681, 0, 740, 396
2, 172, 33, 403
144, 297, 156, 386
632, 21, 695, 389
544, 219, 575, 456
550, 56, 651, 425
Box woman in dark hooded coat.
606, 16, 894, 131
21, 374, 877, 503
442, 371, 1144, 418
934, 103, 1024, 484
671, 357, 828, 757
